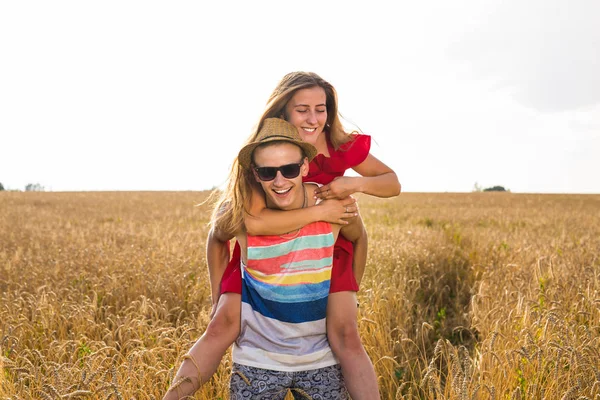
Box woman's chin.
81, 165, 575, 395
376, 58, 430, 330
299, 131, 322, 145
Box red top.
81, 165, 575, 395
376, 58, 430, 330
305, 133, 371, 256
306, 133, 371, 184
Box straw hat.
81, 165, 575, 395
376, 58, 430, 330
238, 118, 318, 168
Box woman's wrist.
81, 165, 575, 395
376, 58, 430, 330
352, 176, 366, 194
312, 203, 327, 222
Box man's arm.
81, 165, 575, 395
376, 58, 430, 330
338, 212, 368, 287
206, 225, 235, 309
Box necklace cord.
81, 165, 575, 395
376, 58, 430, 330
278, 185, 307, 239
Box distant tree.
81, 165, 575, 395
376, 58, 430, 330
483, 185, 507, 192
0, 182, 4, 191
472, 182, 483, 192
25, 183, 45, 192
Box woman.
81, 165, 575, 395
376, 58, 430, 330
165, 72, 400, 399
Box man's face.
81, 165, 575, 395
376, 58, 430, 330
252, 142, 309, 211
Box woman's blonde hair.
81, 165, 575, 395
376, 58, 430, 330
208, 153, 255, 235
209, 71, 354, 232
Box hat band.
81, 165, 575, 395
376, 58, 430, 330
260, 134, 296, 142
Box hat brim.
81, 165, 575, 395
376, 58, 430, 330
238, 139, 317, 169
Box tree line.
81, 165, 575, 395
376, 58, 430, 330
0, 182, 45, 191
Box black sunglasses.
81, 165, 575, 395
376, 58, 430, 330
253, 161, 304, 181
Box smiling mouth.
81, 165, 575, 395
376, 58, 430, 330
302, 127, 317, 133
273, 188, 292, 195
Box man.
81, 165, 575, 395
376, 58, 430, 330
165, 118, 367, 399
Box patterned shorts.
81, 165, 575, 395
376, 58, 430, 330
229, 363, 349, 400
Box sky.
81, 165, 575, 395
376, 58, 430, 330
1, 0, 599, 193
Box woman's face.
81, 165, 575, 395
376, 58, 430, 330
284, 86, 328, 146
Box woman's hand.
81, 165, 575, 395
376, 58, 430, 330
315, 196, 359, 225
314, 177, 359, 200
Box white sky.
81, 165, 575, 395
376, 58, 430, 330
1, 0, 599, 193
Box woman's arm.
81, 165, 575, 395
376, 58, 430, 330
314, 153, 401, 199
244, 184, 357, 236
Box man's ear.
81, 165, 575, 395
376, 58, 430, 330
301, 157, 309, 177
251, 167, 261, 182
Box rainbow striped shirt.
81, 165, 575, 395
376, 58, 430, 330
232, 221, 338, 372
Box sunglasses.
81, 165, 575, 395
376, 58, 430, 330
253, 161, 304, 181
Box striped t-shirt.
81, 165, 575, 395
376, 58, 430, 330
232, 221, 337, 372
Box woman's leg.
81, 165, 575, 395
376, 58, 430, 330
327, 291, 380, 400
163, 293, 241, 400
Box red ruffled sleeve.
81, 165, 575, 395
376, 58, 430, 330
338, 134, 371, 168
306, 133, 372, 185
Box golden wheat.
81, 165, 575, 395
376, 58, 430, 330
1, 191, 599, 399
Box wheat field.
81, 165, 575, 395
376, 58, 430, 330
1, 191, 599, 399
